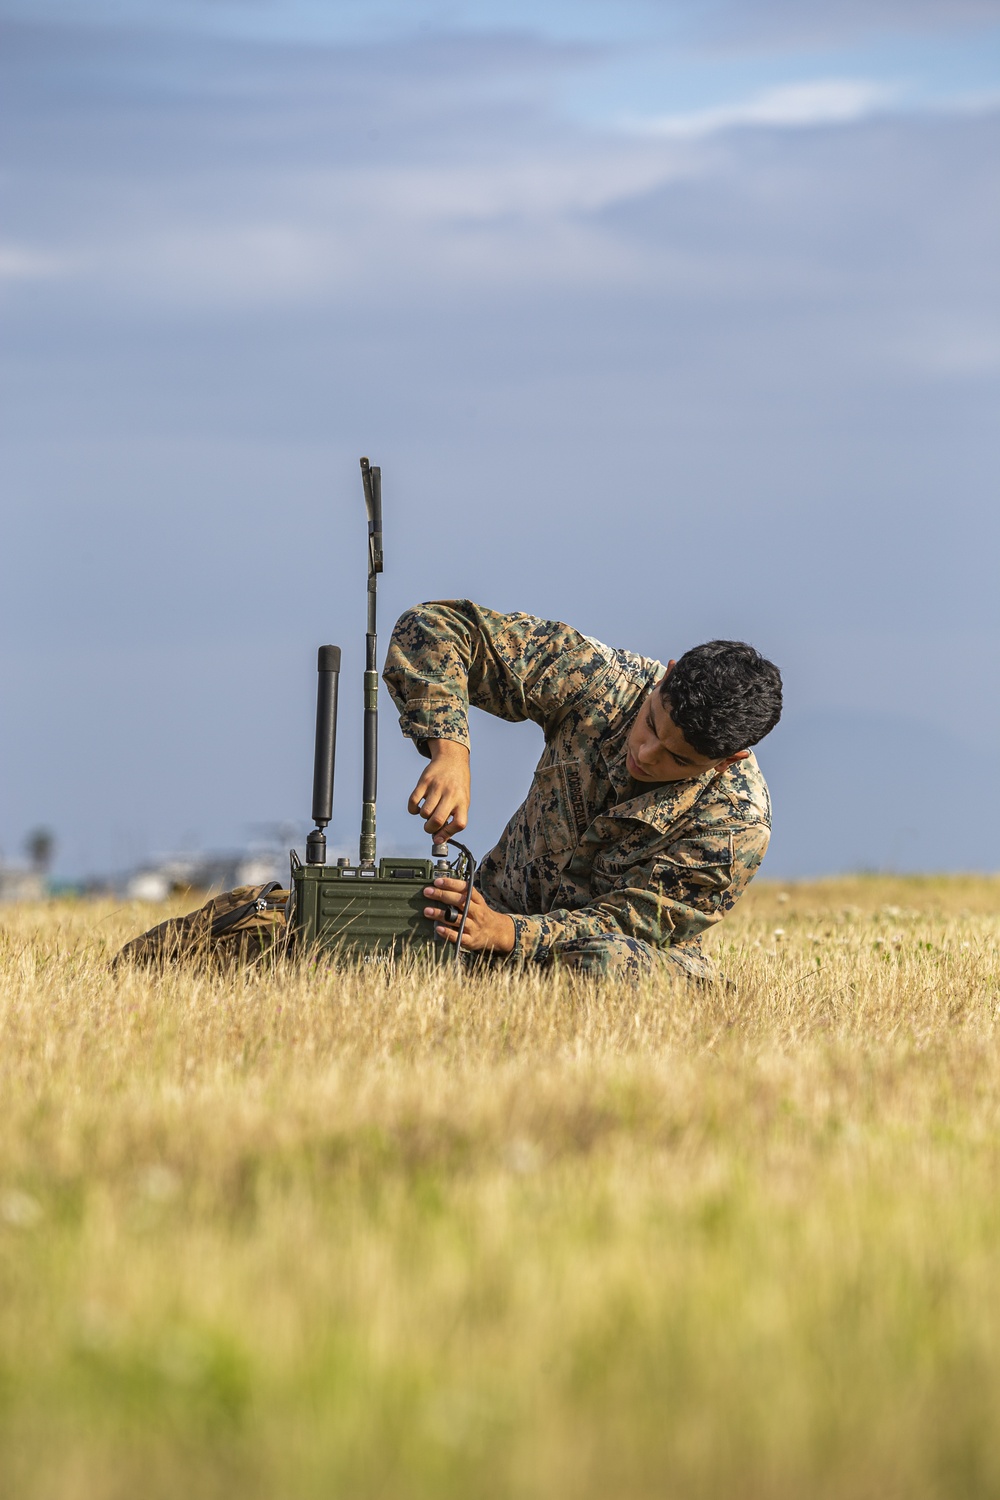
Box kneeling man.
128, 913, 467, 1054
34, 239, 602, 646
383, 601, 782, 981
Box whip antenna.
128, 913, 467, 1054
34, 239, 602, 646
359, 457, 383, 867
305, 645, 342, 865
290, 458, 477, 965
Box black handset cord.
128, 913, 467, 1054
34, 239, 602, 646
444, 838, 477, 966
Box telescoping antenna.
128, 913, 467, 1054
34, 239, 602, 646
305, 645, 342, 865
359, 457, 383, 867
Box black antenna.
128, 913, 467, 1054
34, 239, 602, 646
305, 644, 342, 865
359, 457, 383, 866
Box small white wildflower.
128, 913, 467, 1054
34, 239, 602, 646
505, 1138, 541, 1175
772, 928, 785, 939
776, 892, 790, 904
138, 1165, 181, 1203
0, 1190, 43, 1228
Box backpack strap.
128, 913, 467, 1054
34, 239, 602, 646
209, 881, 284, 938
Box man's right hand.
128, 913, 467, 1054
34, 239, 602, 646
407, 739, 471, 836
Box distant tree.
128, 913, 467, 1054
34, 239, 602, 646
24, 828, 55, 873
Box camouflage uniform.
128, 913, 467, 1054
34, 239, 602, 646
383, 602, 771, 982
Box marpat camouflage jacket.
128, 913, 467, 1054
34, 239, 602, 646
383, 601, 771, 965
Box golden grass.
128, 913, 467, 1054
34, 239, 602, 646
2, 875, 1000, 1499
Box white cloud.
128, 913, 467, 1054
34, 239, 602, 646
339, 151, 698, 221
632, 78, 898, 138
0, 243, 67, 280
68, 211, 652, 307
124, 224, 347, 303
42, 149, 707, 307
896, 319, 1000, 377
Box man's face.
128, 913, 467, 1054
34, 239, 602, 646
624, 676, 748, 784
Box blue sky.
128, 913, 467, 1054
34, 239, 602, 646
8, 0, 1000, 109
2, 0, 999, 878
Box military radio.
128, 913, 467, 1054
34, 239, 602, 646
290, 457, 475, 961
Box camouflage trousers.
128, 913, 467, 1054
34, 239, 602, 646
537, 934, 717, 985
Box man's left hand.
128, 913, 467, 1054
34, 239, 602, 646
423, 878, 516, 954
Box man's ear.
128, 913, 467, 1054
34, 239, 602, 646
717, 750, 750, 772
655, 662, 676, 696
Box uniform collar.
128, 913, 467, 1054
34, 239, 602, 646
601, 713, 723, 833
612, 769, 720, 833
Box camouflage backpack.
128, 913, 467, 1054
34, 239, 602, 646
114, 882, 292, 969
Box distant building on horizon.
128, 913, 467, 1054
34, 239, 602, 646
124, 848, 287, 902
0, 863, 47, 902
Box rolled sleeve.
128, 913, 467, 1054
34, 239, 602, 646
394, 686, 471, 757
383, 600, 616, 753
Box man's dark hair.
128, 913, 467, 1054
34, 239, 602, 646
660, 640, 782, 760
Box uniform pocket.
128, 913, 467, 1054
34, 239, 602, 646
525, 762, 581, 859
651, 833, 734, 895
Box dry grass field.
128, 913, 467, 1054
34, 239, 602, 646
2, 874, 1000, 1499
